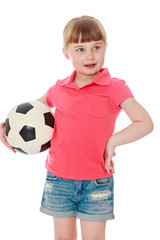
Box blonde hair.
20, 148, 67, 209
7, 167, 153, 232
63, 16, 107, 47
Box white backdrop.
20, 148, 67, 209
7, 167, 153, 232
0, 0, 159, 239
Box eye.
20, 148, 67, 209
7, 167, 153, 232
93, 46, 100, 50
77, 48, 84, 52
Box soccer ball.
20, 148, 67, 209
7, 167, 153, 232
4, 101, 54, 154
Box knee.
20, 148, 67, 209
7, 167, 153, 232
55, 232, 77, 240
55, 237, 76, 240
55, 231, 77, 240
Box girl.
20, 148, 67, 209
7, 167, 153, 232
0, 16, 153, 240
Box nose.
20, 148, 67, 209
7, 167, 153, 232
86, 50, 94, 60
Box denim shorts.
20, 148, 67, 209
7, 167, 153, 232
40, 171, 115, 222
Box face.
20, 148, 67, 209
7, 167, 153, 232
63, 40, 107, 80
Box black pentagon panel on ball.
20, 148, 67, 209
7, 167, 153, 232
44, 112, 54, 128
4, 118, 11, 137
19, 125, 36, 142
40, 140, 51, 152
16, 103, 34, 114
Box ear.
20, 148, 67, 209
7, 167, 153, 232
62, 47, 70, 60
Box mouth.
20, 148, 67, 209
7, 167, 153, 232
84, 63, 96, 68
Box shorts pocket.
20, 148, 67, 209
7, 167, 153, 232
46, 171, 58, 181
94, 176, 112, 186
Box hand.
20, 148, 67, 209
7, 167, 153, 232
0, 122, 16, 153
104, 138, 116, 174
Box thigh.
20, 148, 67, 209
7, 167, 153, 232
53, 217, 77, 240
80, 220, 106, 240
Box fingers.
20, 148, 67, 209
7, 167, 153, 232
105, 160, 115, 174
105, 151, 116, 174
110, 160, 115, 173
1, 135, 16, 153
4, 140, 16, 153
0, 122, 16, 153
104, 139, 116, 174
0, 122, 5, 129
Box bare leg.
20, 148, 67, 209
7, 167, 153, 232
80, 219, 106, 240
53, 216, 77, 240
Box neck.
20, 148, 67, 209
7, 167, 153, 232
74, 71, 100, 83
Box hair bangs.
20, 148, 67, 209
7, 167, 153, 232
73, 21, 105, 43
63, 16, 107, 47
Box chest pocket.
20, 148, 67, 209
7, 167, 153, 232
88, 96, 115, 119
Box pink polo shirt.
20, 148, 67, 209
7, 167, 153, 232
45, 68, 133, 180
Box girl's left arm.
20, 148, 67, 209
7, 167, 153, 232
105, 97, 154, 173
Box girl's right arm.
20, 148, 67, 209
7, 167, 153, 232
36, 92, 48, 105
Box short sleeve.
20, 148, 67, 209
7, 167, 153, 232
110, 79, 134, 108
46, 84, 56, 108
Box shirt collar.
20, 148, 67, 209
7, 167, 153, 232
59, 68, 112, 87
